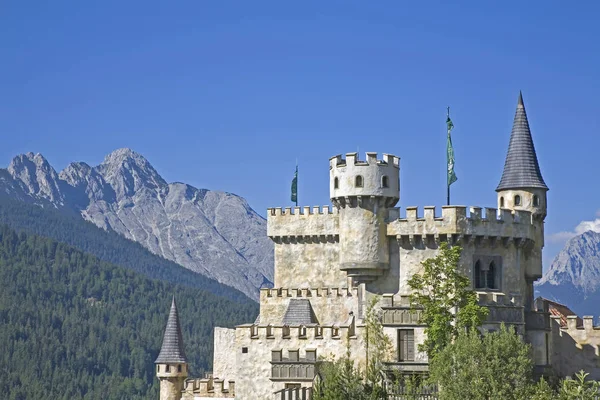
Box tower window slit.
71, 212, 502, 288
474, 260, 485, 289
500, 197, 505, 208
334, 177, 339, 189
533, 195, 540, 207
487, 262, 497, 289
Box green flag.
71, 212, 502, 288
446, 109, 457, 186
291, 165, 298, 205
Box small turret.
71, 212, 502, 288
496, 91, 548, 221
156, 297, 188, 400
330, 152, 400, 282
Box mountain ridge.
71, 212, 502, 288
0, 148, 273, 300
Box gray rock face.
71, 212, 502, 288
538, 231, 600, 293
0, 149, 273, 300
536, 231, 600, 316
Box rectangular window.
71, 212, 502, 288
398, 329, 415, 362
242, 347, 248, 354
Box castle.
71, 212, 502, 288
154, 93, 600, 400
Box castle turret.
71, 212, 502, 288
496, 91, 548, 220
330, 152, 400, 282
156, 297, 188, 400
496, 92, 548, 310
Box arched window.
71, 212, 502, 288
487, 262, 497, 289
533, 195, 540, 207
514, 195, 521, 206
157, 365, 160, 373
334, 177, 339, 189
381, 176, 389, 188
500, 197, 505, 208
355, 175, 363, 188
474, 260, 485, 289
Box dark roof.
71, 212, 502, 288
282, 299, 318, 325
496, 92, 548, 191
155, 297, 188, 364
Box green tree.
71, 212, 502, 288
407, 242, 488, 358
429, 324, 533, 400
558, 370, 600, 399
314, 297, 391, 400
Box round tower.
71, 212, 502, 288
330, 152, 400, 282
156, 297, 188, 400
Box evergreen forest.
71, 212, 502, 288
0, 194, 251, 302
0, 224, 258, 400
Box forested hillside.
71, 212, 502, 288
0, 194, 251, 303
0, 224, 258, 400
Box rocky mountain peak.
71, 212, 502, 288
97, 148, 167, 198
538, 230, 600, 293
7, 152, 65, 205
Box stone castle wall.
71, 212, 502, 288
551, 315, 600, 380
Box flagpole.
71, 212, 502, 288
295, 162, 298, 207
447, 106, 450, 206
446, 106, 457, 206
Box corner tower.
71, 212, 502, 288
156, 297, 188, 400
330, 152, 400, 282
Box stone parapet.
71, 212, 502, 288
184, 374, 235, 398
239, 323, 357, 341
387, 206, 535, 244
267, 206, 338, 239
476, 291, 522, 306
260, 286, 358, 300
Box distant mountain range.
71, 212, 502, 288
0, 149, 273, 300
536, 230, 600, 316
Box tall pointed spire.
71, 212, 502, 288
496, 92, 548, 191
155, 296, 188, 364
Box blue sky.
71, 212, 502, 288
1, 1, 599, 269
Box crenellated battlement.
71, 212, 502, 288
268, 205, 338, 216
329, 152, 400, 169
558, 315, 600, 333
476, 291, 523, 307
329, 152, 400, 203
240, 323, 357, 341
267, 206, 339, 240
388, 205, 536, 245
260, 286, 358, 299
184, 374, 235, 398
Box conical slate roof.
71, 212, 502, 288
155, 297, 188, 364
496, 92, 548, 191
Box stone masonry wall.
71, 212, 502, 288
213, 327, 237, 382
551, 315, 600, 380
